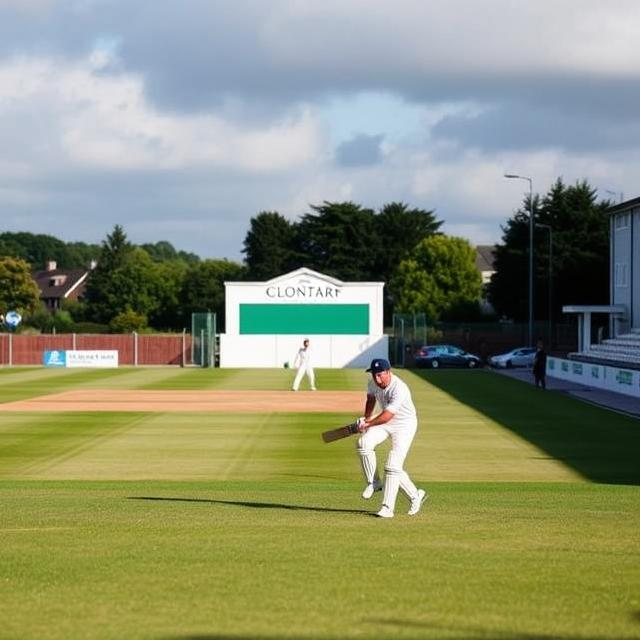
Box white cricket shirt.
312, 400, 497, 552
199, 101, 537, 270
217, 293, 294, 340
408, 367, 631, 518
296, 347, 311, 366
367, 374, 417, 428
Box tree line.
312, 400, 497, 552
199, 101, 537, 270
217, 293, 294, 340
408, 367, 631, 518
0, 180, 612, 334
489, 179, 611, 324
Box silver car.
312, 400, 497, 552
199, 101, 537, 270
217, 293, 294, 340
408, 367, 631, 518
489, 347, 536, 368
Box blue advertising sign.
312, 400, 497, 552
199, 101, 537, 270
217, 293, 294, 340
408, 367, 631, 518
4, 310, 22, 330
43, 350, 67, 367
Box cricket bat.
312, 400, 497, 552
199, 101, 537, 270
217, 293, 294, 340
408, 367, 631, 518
321, 422, 359, 443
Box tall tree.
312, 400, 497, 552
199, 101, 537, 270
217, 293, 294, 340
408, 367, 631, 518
373, 202, 443, 282
91, 225, 132, 273
85, 226, 163, 324
540, 179, 609, 311
242, 211, 296, 280
179, 259, 247, 332
486, 194, 538, 322
373, 202, 443, 322
295, 201, 380, 280
0, 257, 41, 316
147, 259, 189, 331
390, 235, 482, 321
488, 179, 610, 323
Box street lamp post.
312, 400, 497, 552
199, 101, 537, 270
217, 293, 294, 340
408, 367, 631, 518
536, 223, 553, 347
504, 173, 534, 347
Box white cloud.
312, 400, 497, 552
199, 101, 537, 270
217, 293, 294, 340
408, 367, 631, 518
261, 0, 640, 77
0, 1, 638, 259
0, 55, 323, 173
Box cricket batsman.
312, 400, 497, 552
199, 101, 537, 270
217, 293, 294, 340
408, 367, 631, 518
356, 358, 427, 518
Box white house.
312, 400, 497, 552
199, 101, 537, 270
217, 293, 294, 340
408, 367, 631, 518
553, 196, 640, 397
609, 196, 640, 334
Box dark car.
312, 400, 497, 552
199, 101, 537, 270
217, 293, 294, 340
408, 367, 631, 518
414, 344, 482, 369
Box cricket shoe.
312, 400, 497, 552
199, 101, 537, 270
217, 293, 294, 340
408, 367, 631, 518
408, 489, 428, 516
376, 505, 394, 519
361, 480, 383, 499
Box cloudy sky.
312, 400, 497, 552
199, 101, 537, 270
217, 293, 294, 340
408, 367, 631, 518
1, 0, 638, 262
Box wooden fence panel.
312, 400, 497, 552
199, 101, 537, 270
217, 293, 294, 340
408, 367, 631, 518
10, 335, 74, 365
0, 334, 194, 366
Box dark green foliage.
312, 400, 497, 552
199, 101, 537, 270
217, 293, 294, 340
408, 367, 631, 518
373, 202, 443, 322
140, 240, 200, 264
0, 256, 41, 315
242, 211, 296, 280
85, 226, 183, 329
390, 235, 482, 321
64, 241, 102, 268
294, 201, 380, 280
489, 179, 610, 322
242, 201, 443, 289
109, 309, 149, 333
178, 259, 247, 331
23, 306, 73, 333
0, 232, 100, 269
146, 260, 189, 331
68, 321, 109, 334
372, 201, 443, 283
540, 180, 609, 310
84, 225, 135, 323
60, 298, 90, 323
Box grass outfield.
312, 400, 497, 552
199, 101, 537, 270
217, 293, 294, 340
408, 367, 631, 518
0, 367, 638, 640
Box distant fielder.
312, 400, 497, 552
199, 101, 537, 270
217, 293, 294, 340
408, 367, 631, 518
356, 358, 427, 518
292, 338, 316, 391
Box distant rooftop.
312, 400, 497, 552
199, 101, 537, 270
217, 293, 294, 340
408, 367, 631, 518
475, 245, 496, 273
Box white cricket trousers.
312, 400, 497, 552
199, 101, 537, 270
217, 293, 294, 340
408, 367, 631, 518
292, 365, 316, 390
356, 421, 418, 512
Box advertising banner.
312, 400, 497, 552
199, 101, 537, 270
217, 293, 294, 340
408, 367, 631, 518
66, 350, 119, 368
547, 357, 639, 398
43, 350, 67, 367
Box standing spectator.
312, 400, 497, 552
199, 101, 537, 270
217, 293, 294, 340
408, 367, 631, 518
533, 339, 547, 389
292, 338, 316, 391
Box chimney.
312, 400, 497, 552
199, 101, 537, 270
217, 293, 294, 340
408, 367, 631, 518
46, 260, 57, 272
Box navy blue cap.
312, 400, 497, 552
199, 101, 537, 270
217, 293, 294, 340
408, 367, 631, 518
366, 358, 391, 374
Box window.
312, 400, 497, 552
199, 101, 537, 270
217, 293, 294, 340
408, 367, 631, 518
615, 213, 630, 230
615, 263, 629, 287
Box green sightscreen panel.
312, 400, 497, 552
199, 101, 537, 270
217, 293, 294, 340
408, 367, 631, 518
239, 304, 369, 334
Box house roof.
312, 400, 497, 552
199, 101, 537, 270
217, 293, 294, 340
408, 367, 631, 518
607, 196, 640, 214
227, 267, 384, 287
264, 267, 345, 286
475, 245, 496, 272
32, 268, 89, 300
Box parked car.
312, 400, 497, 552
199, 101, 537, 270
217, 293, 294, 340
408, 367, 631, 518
489, 347, 536, 369
414, 344, 482, 369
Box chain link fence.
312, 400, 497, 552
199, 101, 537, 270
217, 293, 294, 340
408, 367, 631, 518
389, 314, 579, 367
191, 312, 217, 367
